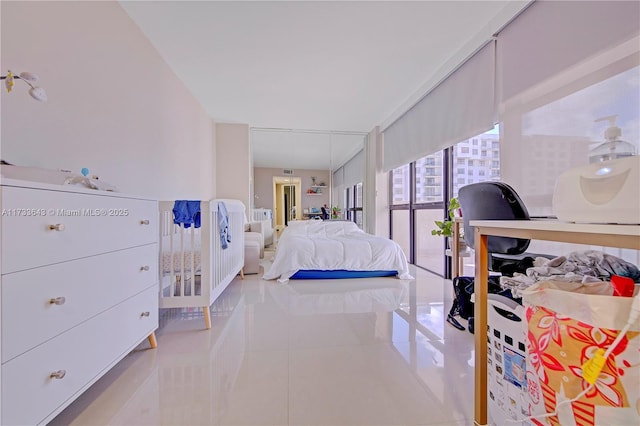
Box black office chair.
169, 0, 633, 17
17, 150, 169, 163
320, 205, 329, 220
458, 181, 553, 276
447, 182, 554, 332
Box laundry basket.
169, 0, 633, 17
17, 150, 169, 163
485, 294, 533, 425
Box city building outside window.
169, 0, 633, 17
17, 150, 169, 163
391, 164, 410, 205
414, 152, 444, 204
452, 126, 500, 197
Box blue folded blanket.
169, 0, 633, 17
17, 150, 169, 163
173, 200, 201, 229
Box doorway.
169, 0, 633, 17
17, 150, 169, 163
273, 176, 302, 232
284, 185, 296, 225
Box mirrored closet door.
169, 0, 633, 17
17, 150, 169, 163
250, 129, 365, 233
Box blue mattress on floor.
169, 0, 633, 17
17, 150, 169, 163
289, 270, 397, 280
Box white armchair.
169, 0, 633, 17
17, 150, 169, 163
244, 229, 264, 259
247, 219, 273, 247
244, 222, 264, 275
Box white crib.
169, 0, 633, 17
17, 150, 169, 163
158, 199, 245, 329
251, 208, 273, 222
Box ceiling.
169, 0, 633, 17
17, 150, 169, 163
120, 0, 528, 169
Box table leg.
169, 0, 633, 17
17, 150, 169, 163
474, 228, 489, 426
452, 220, 461, 279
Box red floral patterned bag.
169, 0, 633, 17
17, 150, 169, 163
523, 285, 639, 426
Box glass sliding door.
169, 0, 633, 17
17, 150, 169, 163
390, 164, 411, 262
414, 209, 446, 275
391, 209, 410, 262
413, 151, 446, 275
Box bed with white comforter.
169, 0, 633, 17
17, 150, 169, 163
263, 220, 413, 282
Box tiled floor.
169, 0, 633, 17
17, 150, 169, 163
50, 265, 476, 425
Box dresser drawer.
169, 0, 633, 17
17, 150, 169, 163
2, 244, 158, 362
1, 186, 157, 273
1, 285, 158, 426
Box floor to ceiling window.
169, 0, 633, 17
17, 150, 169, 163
345, 182, 364, 228
389, 126, 500, 278
390, 164, 411, 263
391, 46, 639, 273
354, 182, 363, 228
499, 52, 639, 264
414, 151, 446, 275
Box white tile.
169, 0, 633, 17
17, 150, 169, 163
51, 269, 477, 426
48, 349, 160, 425
214, 350, 289, 425
288, 343, 457, 425
391, 338, 475, 425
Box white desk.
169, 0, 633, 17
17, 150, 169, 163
469, 219, 640, 426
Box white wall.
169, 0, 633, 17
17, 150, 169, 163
1, 1, 215, 200
364, 126, 389, 236
216, 123, 250, 212
374, 129, 389, 238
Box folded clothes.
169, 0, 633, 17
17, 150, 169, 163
565, 250, 640, 281
500, 250, 640, 297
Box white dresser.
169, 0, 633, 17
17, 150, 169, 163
0, 178, 159, 425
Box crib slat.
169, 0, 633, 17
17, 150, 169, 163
169, 218, 175, 298
190, 227, 196, 296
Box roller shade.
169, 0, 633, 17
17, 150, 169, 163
331, 167, 344, 208
343, 149, 364, 188
332, 167, 344, 187
383, 41, 496, 171
497, 0, 640, 104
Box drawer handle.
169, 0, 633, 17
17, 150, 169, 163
48, 223, 65, 231
50, 370, 66, 379
49, 297, 66, 305
140, 265, 150, 271
141, 311, 150, 317
140, 219, 150, 225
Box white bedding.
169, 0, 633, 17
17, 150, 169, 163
262, 221, 413, 282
